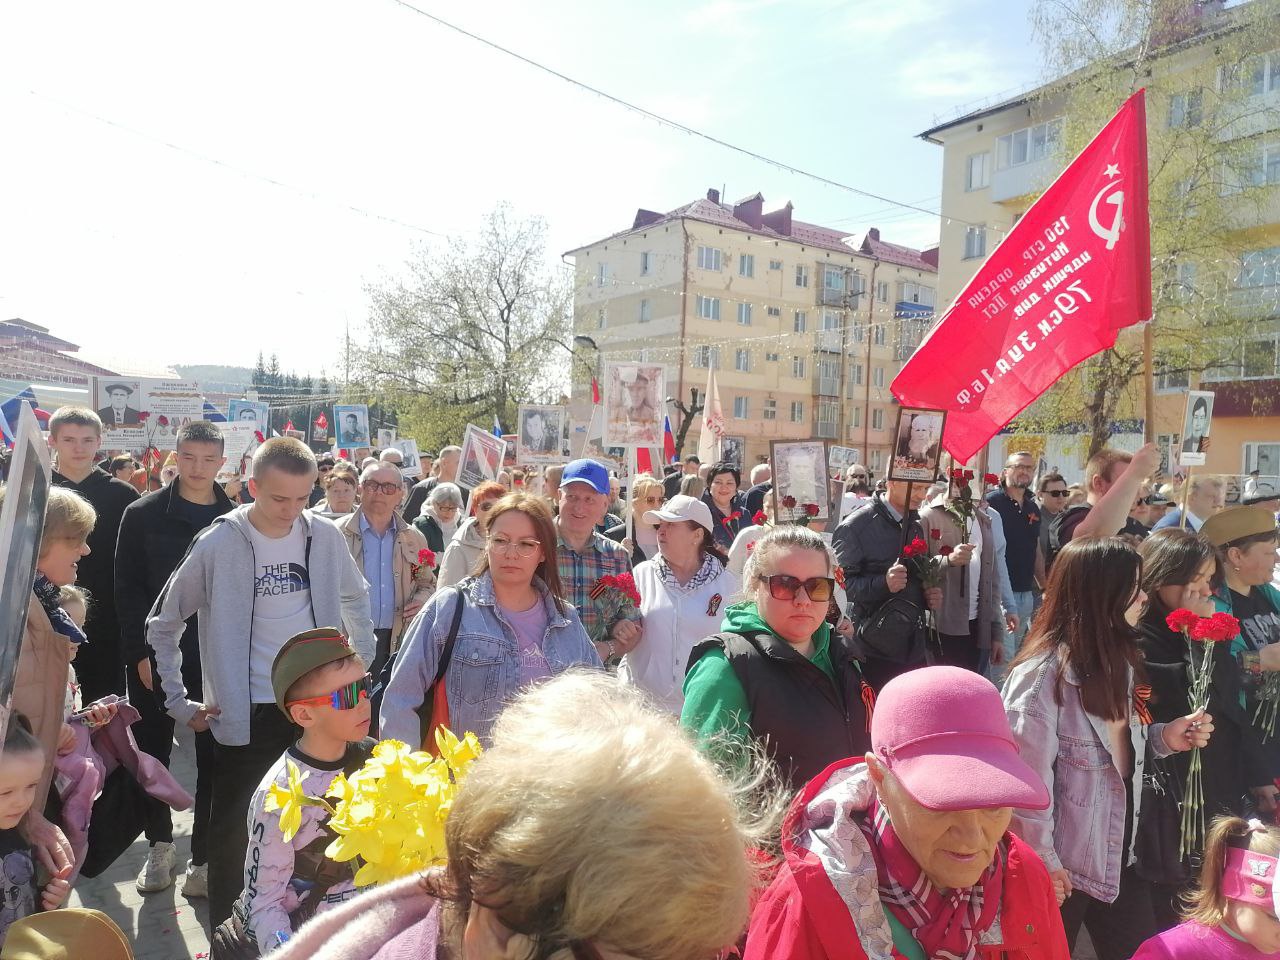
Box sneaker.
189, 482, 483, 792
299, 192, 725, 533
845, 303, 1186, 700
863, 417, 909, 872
181, 862, 208, 899
135, 841, 177, 893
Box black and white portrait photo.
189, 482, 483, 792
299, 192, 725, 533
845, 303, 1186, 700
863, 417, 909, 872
517, 405, 568, 464
1179, 390, 1215, 467
96, 381, 142, 427
334, 404, 370, 448
890, 407, 947, 483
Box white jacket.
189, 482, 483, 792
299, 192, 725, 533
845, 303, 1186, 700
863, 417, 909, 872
618, 556, 740, 714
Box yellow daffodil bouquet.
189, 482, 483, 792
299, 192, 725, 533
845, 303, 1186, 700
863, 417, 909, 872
264, 727, 482, 886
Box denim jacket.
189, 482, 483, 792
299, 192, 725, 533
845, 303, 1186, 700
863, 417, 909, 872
379, 572, 601, 746
1003, 650, 1173, 903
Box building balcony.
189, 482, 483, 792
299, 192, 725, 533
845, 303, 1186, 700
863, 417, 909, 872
813, 375, 841, 397
815, 328, 842, 353
814, 419, 839, 439
991, 156, 1055, 203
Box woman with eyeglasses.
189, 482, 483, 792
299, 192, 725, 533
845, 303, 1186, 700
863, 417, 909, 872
411, 482, 463, 553
605, 473, 665, 566
380, 492, 599, 747
682, 525, 872, 790
436, 481, 507, 589
619, 495, 737, 715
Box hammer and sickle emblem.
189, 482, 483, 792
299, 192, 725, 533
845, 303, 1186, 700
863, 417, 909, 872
1089, 179, 1125, 251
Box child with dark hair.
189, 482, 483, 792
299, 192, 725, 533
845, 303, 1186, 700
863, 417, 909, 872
0, 715, 71, 944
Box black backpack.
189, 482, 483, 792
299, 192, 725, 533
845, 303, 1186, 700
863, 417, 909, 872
1046, 504, 1090, 570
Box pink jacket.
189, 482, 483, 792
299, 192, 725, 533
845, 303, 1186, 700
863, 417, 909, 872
53, 702, 193, 883
273, 873, 441, 960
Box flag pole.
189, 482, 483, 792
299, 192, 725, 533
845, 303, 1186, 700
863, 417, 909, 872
1179, 466, 1193, 531
900, 481, 915, 551
1143, 324, 1156, 444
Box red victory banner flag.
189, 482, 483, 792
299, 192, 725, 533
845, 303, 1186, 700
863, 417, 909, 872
892, 89, 1151, 464
314, 412, 328, 430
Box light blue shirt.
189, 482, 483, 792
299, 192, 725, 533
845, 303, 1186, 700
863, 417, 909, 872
359, 512, 396, 631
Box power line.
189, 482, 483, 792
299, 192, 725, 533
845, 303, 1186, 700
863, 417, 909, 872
385, 0, 952, 222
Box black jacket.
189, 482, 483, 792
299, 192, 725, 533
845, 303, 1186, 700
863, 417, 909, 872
604, 522, 648, 568
412, 513, 447, 553
52, 467, 139, 698
687, 629, 872, 791
115, 481, 235, 668
744, 482, 773, 518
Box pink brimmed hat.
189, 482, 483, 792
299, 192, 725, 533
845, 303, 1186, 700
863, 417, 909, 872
871, 666, 1049, 811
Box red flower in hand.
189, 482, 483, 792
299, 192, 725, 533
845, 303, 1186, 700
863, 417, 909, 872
782, 495, 797, 509
614, 572, 640, 605
158, 415, 170, 427
939, 544, 954, 556
902, 543, 918, 558
752, 510, 767, 525
950, 468, 965, 481
803, 503, 820, 517
1192, 612, 1240, 643
930, 529, 942, 540
1166, 608, 1200, 634
910, 537, 926, 552
417, 548, 436, 568
963, 469, 975, 482
254, 430, 265, 443
983, 472, 1000, 485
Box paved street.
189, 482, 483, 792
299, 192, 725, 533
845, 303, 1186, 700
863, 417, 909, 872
71, 726, 210, 959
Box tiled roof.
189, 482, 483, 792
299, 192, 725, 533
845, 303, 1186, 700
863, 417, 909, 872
860, 233, 937, 272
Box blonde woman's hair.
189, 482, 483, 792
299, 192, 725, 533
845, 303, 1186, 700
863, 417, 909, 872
741, 524, 831, 594
1184, 815, 1280, 927
442, 671, 780, 960
14, 487, 98, 557
630, 473, 664, 504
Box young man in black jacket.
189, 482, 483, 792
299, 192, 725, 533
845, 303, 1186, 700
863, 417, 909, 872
49, 407, 139, 701
116, 421, 234, 897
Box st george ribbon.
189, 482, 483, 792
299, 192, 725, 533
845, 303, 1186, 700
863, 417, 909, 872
892, 89, 1152, 464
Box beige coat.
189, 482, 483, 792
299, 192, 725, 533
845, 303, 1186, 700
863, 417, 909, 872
336, 510, 436, 649
15, 598, 74, 813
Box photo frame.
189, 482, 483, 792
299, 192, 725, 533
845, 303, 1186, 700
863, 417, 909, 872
458, 423, 505, 489
228, 399, 270, 429
1178, 390, 1215, 468
770, 439, 831, 523
516, 404, 570, 465
377, 428, 397, 449
889, 407, 947, 483
602, 361, 664, 448
93, 377, 205, 452
828, 445, 861, 475
0, 405, 51, 750
334, 404, 371, 448
395, 438, 422, 479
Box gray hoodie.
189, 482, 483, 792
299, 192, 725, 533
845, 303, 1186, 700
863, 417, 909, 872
145, 505, 375, 746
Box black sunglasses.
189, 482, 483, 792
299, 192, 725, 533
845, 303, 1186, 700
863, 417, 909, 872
1042, 490, 1070, 498
766, 575, 835, 603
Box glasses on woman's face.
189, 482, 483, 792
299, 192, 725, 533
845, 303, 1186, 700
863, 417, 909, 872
318, 465, 333, 474
765, 575, 835, 603
640, 494, 663, 504
489, 534, 541, 558
363, 480, 402, 496
287, 673, 372, 711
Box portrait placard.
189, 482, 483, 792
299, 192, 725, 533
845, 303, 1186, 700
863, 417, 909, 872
458, 424, 505, 489
334, 405, 371, 448
890, 407, 947, 483
1178, 390, 1215, 468
770, 439, 830, 522
395, 438, 422, 479
94, 378, 206, 452
517, 405, 570, 464
602, 362, 664, 448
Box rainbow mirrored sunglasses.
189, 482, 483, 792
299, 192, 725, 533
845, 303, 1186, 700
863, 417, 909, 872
287, 673, 373, 710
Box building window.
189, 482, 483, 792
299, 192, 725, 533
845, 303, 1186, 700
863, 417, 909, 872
638, 298, 652, 322
1236, 51, 1280, 96
1155, 361, 1189, 392
850, 321, 864, 343
872, 408, 884, 430
768, 259, 783, 271
873, 366, 885, 388
733, 396, 749, 419
966, 151, 991, 190
596, 263, 610, 287
824, 267, 845, 293
792, 356, 806, 379
766, 305, 781, 317
871, 449, 882, 472
1168, 89, 1203, 128
1244, 336, 1280, 378
852, 406, 862, 428
817, 399, 838, 427
765, 351, 779, 362
1238, 247, 1280, 289
790, 401, 805, 422
696, 295, 721, 320
697, 246, 722, 271
872, 324, 886, 347
964, 225, 987, 260
900, 282, 935, 307
639, 251, 651, 275
1160, 260, 1198, 304
735, 349, 751, 372
737, 302, 753, 326
793, 310, 807, 332
596, 308, 606, 329
850, 363, 864, 386
822, 310, 841, 331
876, 280, 889, 303
763, 398, 777, 420
692, 345, 719, 369
739, 253, 755, 277
1227, 141, 1280, 193
996, 119, 1063, 170
795, 265, 810, 288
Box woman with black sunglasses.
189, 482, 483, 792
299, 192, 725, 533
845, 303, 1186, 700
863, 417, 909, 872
682, 525, 873, 789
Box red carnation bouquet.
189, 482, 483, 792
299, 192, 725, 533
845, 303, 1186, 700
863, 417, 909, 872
777, 494, 821, 527
587, 573, 641, 643
411, 548, 437, 586
1167, 608, 1241, 857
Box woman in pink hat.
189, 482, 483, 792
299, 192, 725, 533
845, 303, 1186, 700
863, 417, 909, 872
1003, 537, 1214, 960
744, 664, 1069, 959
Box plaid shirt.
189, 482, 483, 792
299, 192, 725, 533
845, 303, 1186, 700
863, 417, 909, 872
556, 527, 641, 642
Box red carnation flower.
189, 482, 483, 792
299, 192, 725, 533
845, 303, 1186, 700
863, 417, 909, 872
939, 544, 954, 556
1166, 609, 1200, 634
1191, 614, 1239, 643
902, 543, 918, 558
930, 529, 942, 540
983, 472, 1000, 485
137, 411, 151, 422
614, 572, 640, 605
803, 503, 820, 517
910, 537, 926, 551
752, 510, 767, 525
950, 468, 965, 481
782, 495, 797, 509
158, 415, 170, 427
417, 548, 436, 568
963, 470, 975, 482
254, 431, 265, 443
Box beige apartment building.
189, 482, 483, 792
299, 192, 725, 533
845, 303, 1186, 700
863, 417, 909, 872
565, 189, 938, 472
919, 0, 1280, 486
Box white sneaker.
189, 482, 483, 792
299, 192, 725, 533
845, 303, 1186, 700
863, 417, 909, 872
135, 841, 177, 893
181, 862, 208, 898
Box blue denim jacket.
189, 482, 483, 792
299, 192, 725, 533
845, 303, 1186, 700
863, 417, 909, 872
379, 572, 601, 746
1003, 650, 1173, 903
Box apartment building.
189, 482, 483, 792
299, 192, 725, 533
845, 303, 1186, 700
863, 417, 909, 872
919, 0, 1280, 486
565, 189, 938, 472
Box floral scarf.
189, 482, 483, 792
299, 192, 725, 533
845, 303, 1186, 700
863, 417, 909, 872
656, 551, 721, 594
33, 574, 87, 645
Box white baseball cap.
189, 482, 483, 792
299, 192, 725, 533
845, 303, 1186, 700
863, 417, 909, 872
643, 494, 714, 533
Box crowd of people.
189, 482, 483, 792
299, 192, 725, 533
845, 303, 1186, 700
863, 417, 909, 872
3, 407, 1280, 959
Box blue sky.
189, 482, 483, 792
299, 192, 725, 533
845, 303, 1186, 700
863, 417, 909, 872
0, 0, 1044, 376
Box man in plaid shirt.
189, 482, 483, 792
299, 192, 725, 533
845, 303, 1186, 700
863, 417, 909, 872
555, 459, 642, 664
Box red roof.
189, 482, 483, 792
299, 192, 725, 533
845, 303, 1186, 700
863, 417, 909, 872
568, 189, 936, 272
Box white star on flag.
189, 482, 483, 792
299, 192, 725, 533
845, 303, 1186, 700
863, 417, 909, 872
1104, 163, 1121, 178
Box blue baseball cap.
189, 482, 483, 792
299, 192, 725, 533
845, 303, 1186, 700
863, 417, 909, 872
561, 459, 610, 494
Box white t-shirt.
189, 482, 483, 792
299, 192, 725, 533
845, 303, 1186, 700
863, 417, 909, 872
247, 518, 315, 702
967, 517, 984, 622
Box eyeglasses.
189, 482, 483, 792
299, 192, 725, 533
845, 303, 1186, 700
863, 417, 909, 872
1042, 490, 1070, 498
640, 495, 663, 504
287, 673, 372, 711
489, 534, 541, 558
318, 465, 333, 473
765, 575, 835, 603
476, 500, 498, 512
362, 481, 402, 495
